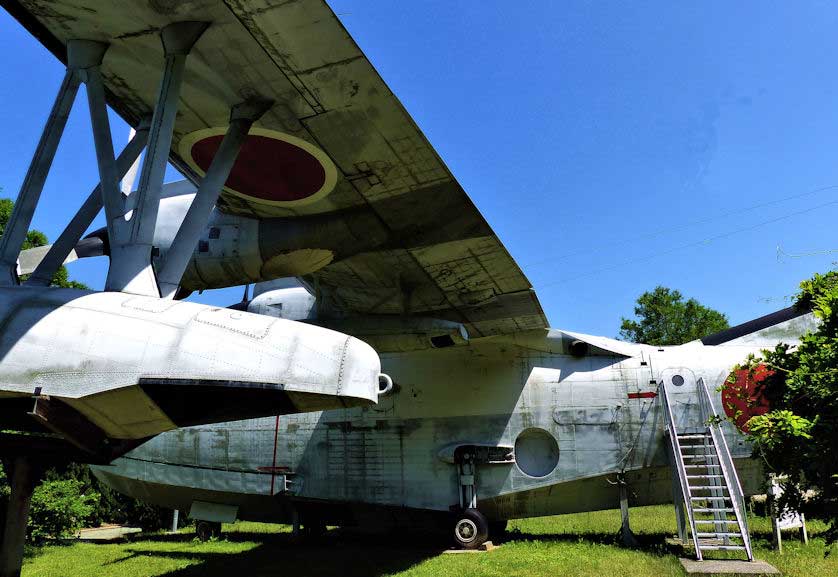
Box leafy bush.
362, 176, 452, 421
27, 479, 98, 542
0, 462, 8, 528
44, 462, 172, 531
1, 460, 173, 538
94, 477, 172, 530
725, 270, 838, 542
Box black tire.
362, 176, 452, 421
195, 520, 222, 542
453, 509, 489, 550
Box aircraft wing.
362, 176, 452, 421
7, 0, 548, 337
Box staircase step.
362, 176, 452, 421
663, 378, 753, 560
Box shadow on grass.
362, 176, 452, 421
115, 529, 446, 577
112, 526, 688, 576
22, 537, 79, 561
501, 529, 680, 556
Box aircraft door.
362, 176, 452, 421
659, 367, 702, 434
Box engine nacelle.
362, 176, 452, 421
244, 281, 470, 353
246, 280, 317, 321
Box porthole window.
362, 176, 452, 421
514, 428, 559, 478
672, 374, 685, 387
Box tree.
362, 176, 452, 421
618, 286, 729, 345
725, 271, 838, 542
0, 197, 87, 289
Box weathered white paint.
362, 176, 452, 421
0, 287, 380, 438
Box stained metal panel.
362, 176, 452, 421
7, 0, 548, 336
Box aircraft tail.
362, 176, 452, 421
701, 305, 817, 347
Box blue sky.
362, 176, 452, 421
1, 2, 837, 338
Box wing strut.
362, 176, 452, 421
0, 21, 234, 296
0, 20, 280, 299
105, 22, 208, 296
157, 98, 273, 298
76, 40, 124, 242
24, 119, 150, 286
0, 67, 81, 286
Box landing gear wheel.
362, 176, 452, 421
453, 509, 489, 550
195, 520, 221, 542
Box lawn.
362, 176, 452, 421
20, 505, 837, 577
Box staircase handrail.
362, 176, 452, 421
660, 381, 703, 559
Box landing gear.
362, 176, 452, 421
289, 510, 327, 544
302, 518, 327, 540
452, 509, 489, 550
195, 520, 221, 542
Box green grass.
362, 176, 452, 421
20, 506, 838, 577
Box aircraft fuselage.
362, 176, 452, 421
93, 330, 768, 526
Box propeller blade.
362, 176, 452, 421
17, 245, 66, 276
227, 284, 252, 311
121, 127, 140, 195
17, 232, 108, 277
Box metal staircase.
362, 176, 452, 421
660, 377, 754, 561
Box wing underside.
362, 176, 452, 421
7, 0, 548, 336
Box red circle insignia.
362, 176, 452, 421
722, 364, 773, 432
191, 135, 326, 202
179, 127, 338, 207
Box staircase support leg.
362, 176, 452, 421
670, 463, 688, 544
674, 495, 687, 544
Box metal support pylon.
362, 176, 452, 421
73, 40, 125, 237
157, 98, 273, 298
25, 119, 151, 287
0, 68, 81, 286
106, 21, 208, 296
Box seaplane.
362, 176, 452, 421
0, 3, 816, 575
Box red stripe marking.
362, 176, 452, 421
257, 466, 292, 473
269, 415, 280, 495
628, 391, 658, 399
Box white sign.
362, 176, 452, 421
768, 477, 808, 551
